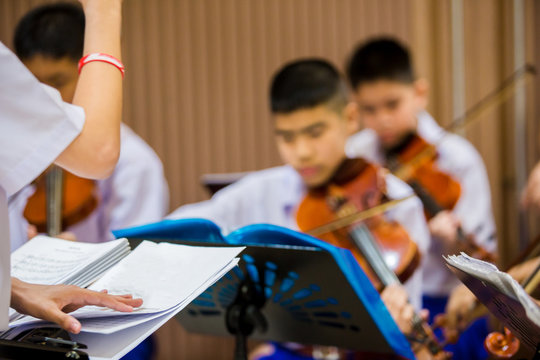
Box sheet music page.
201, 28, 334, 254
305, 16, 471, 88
11, 236, 128, 285
77, 258, 239, 334
445, 253, 540, 327
80, 241, 243, 313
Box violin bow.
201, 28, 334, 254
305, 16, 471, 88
306, 194, 415, 237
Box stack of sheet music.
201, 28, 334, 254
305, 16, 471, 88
4, 237, 243, 360
11, 236, 131, 287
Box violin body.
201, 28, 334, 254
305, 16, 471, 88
24, 168, 98, 234
388, 134, 461, 219
296, 159, 420, 290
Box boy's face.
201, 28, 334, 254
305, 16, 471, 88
274, 103, 359, 188
23, 55, 79, 103
352, 79, 428, 149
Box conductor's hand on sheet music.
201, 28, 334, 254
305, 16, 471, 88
10, 278, 142, 333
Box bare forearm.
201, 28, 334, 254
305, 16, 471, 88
56, 0, 123, 179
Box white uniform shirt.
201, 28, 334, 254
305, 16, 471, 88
346, 111, 496, 296
0, 42, 84, 329
169, 164, 430, 309
9, 124, 169, 250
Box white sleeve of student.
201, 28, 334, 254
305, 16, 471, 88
0, 42, 84, 197
167, 166, 302, 234
166, 176, 271, 234
437, 135, 497, 252
384, 173, 431, 310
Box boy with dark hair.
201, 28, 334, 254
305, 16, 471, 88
14, 3, 85, 61
346, 37, 496, 359
10, 2, 169, 250
170, 58, 431, 358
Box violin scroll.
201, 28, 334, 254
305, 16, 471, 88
484, 327, 520, 359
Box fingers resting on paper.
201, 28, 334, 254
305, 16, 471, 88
10, 277, 142, 333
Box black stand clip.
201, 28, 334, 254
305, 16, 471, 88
0, 327, 88, 360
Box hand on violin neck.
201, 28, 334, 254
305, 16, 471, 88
381, 284, 427, 334
522, 161, 540, 211
56, 231, 78, 241
436, 283, 479, 343
428, 211, 461, 252
26, 224, 38, 240
382, 285, 445, 359
26, 228, 78, 242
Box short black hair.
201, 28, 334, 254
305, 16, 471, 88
270, 58, 348, 114
14, 2, 85, 62
347, 37, 415, 90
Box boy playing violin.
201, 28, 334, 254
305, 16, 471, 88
170, 59, 433, 358
345, 37, 497, 358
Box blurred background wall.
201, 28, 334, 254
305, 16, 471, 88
1, 0, 538, 358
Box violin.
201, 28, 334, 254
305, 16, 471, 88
297, 158, 420, 288
385, 132, 496, 263
23, 165, 98, 236
296, 158, 449, 358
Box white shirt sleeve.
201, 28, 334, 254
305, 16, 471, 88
0, 188, 10, 330
384, 173, 431, 310
0, 42, 85, 330
438, 135, 497, 251
0, 42, 84, 197
167, 177, 269, 234
167, 167, 302, 234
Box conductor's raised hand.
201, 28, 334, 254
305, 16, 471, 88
11, 278, 142, 333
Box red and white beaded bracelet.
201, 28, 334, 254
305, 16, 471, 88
78, 53, 125, 78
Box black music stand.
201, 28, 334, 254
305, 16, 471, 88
115, 219, 415, 360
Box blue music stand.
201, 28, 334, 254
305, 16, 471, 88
114, 219, 415, 360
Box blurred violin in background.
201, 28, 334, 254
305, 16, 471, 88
385, 132, 496, 263
23, 165, 98, 236
384, 65, 537, 266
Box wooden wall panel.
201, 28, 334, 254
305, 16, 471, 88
1, 0, 537, 358
0, 0, 412, 211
